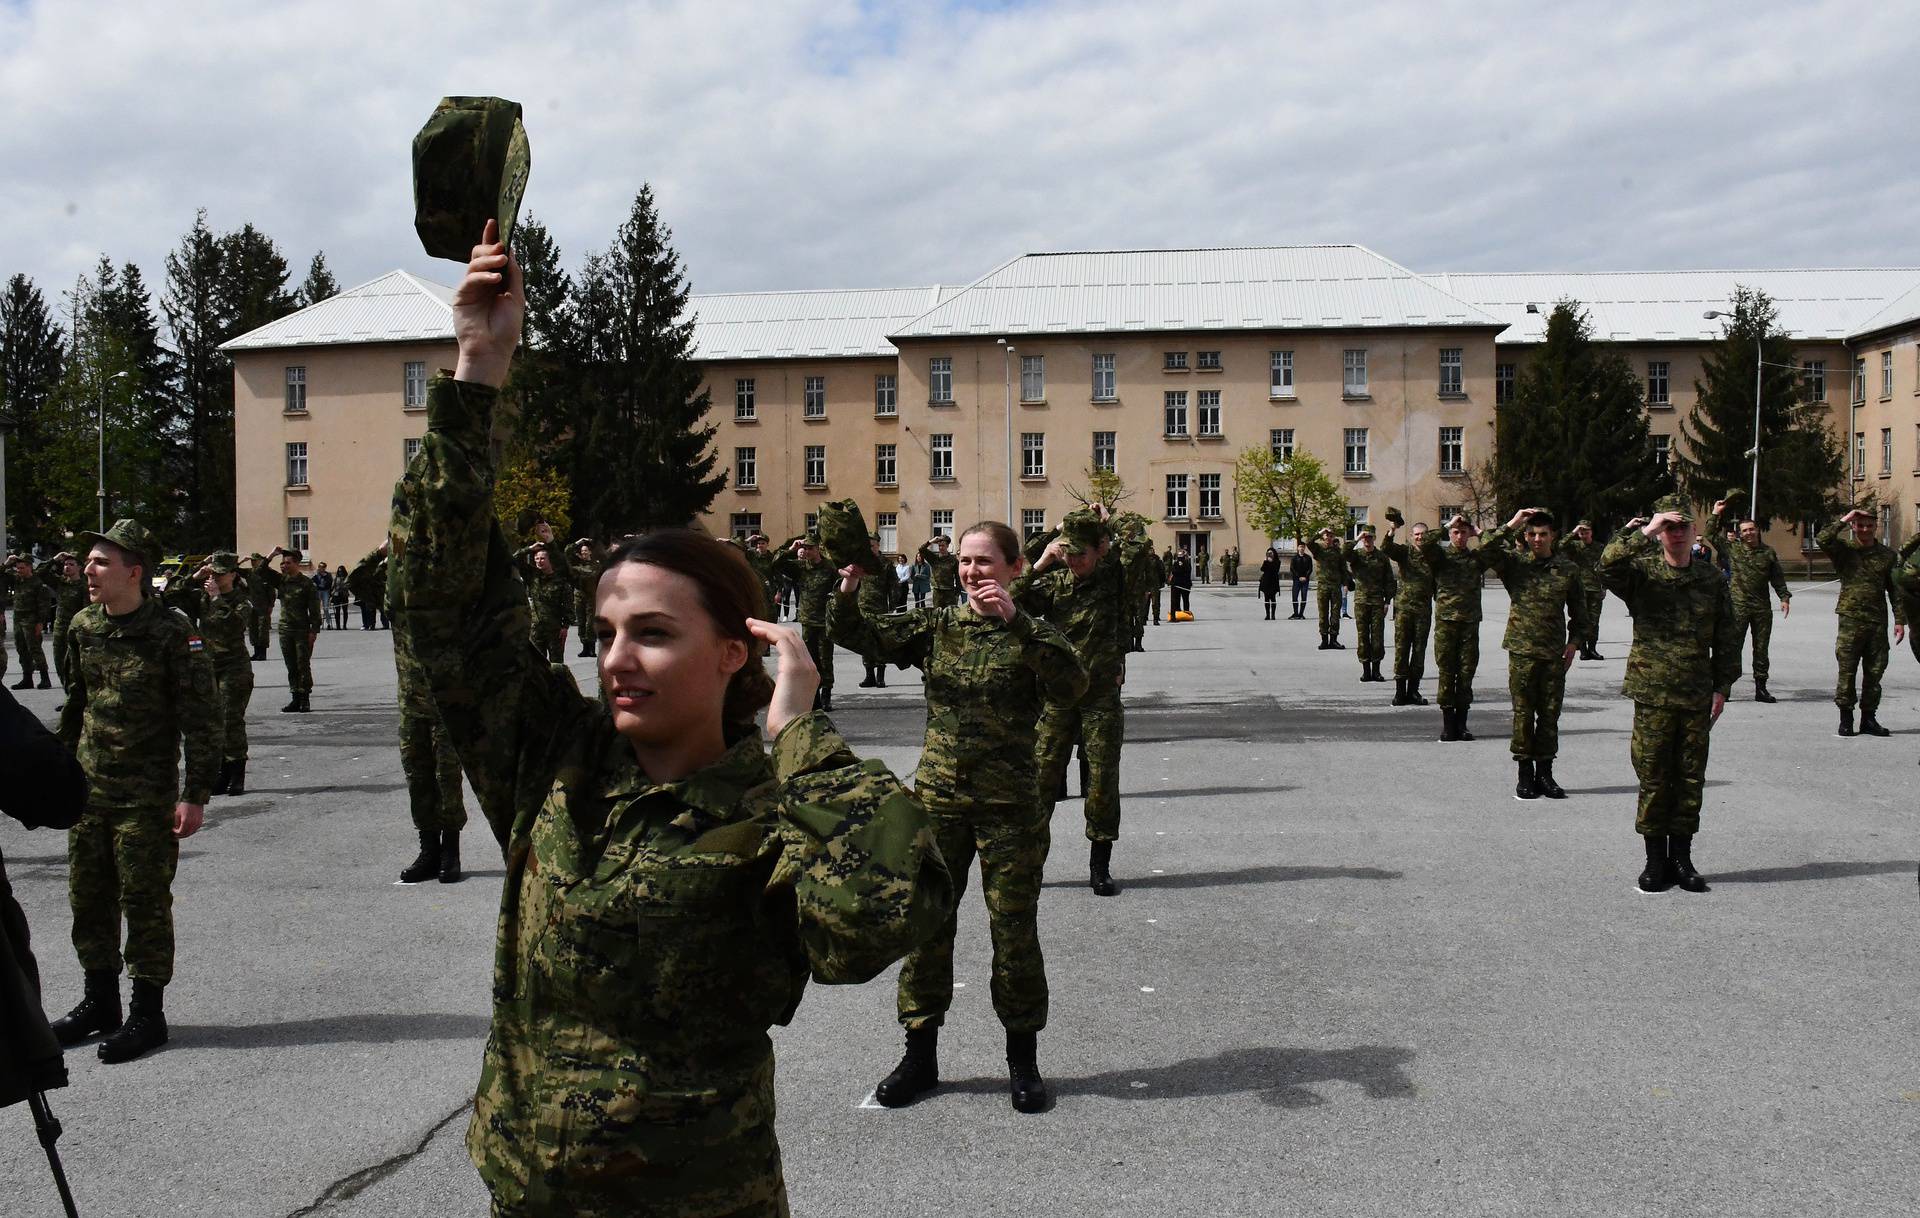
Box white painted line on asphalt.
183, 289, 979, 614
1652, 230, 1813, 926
1140, 986, 1155, 993
1155, 831, 1165, 835
1145, 919, 1157, 924
857, 1090, 884, 1109
1152, 869, 1165, 874
953, 982, 966, 988
1130, 1081, 1149, 1089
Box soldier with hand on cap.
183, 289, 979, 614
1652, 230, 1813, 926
1705, 499, 1793, 702
918, 533, 960, 609
771, 532, 840, 711
251, 546, 323, 712
1481, 508, 1591, 800
1303, 527, 1351, 650
1343, 524, 1395, 684
1816, 507, 1909, 737
1380, 509, 1435, 706
1561, 520, 1608, 661
162, 552, 256, 795
7, 554, 53, 690
1418, 514, 1498, 742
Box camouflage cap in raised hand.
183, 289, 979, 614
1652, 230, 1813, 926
207, 551, 241, 575
1384, 506, 1405, 527
814, 498, 873, 568
1058, 507, 1110, 555
76, 518, 157, 571
412, 97, 531, 261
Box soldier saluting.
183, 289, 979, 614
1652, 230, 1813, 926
1705, 499, 1792, 703
1481, 508, 1590, 800
1815, 508, 1907, 736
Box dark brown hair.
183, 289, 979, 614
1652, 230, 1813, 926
959, 520, 1021, 564
603, 529, 774, 730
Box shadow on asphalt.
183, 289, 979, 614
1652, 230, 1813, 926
1711, 859, 1917, 883
1564, 780, 1730, 797
169, 1012, 490, 1050
1043, 863, 1401, 890
940, 1045, 1417, 1108
1121, 785, 1300, 800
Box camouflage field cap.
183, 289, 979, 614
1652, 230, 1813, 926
1652, 493, 1692, 520
77, 518, 157, 570
1058, 507, 1110, 555
207, 551, 240, 575
1576, 518, 1593, 530
412, 97, 531, 261
1384, 506, 1405, 527
281, 547, 304, 563
814, 498, 873, 569
1356, 523, 1377, 537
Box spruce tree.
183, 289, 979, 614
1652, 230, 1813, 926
0, 274, 70, 543
297, 252, 341, 308
163, 210, 235, 548
77, 258, 179, 532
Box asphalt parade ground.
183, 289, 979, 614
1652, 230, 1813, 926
3, 580, 1917, 1217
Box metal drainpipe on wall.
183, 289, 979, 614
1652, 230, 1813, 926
1402, 343, 1411, 521
974, 346, 985, 525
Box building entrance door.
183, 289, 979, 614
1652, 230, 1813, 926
1177, 532, 1210, 565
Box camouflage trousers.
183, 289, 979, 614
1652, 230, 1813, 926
1317, 584, 1343, 639
248, 603, 271, 654
1732, 604, 1774, 683
399, 704, 466, 832
930, 586, 959, 609
214, 663, 254, 763
1507, 653, 1567, 761
13, 621, 47, 679
1630, 702, 1712, 836
898, 792, 1049, 1034
529, 613, 568, 665
1037, 684, 1124, 842
1432, 619, 1481, 709
1151, 586, 1162, 623
1833, 616, 1888, 712
69, 803, 180, 986
800, 622, 834, 694
53, 623, 72, 690
281, 629, 314, 694
575, 589, 594, 640
1393, 604, 1431, 682
1353, 601, 1388, 662
1585, 590, 1605, 646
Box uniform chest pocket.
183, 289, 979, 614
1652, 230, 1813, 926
630, 863, 748, 919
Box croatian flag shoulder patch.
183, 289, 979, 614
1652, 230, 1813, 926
187, 635, 206, 652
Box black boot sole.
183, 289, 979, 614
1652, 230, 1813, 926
874, 1069, 940, 1108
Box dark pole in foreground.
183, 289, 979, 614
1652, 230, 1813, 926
25, 1090, 81, 1218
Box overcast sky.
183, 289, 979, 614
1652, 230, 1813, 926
4, 0, 1917, 309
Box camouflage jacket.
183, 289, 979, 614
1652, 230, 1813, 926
917, 544, 959, 594
36, 560, 87, 630
1557, 536, 1605, 599
1416, 533, 1494, 622
830, 591, 1086, 804
737, 547, 777, 617
388, 376, 953, 1215
351, 552, 388, 608
1816, 522, 1909, 625
856, 556, 898, 617
1379, 533, 1435, 608
256, 567, 323, 633
1342, 543, 1396, 608
58, 597, 218, 807
771, 550, 839, 627
514, 543, 575, 623
1306, 538, 1350, 589
162, 584, 254, 672
1013, 548, 1130, 691
245, 559, 278, 607
1601, 528, 1740, 707
9, 576, 50, 626
1481, 526, 1591, 659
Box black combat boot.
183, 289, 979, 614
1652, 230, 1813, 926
300, 692, 313, 713
37, 673, 50, 689
1456, 708, 1475, 741
225, 763, 246, 796
281, 693, 301, 713
1534, 760, 1566, 799
1637, 836, 1674, 893
876, 667, 887, 688
1089, 841, 1118, 896
577, 642, 595, 657
1514, 759, 1539, 800
1392, 677, 1410, 706
1439, 708, 1460, 742
1007, 1031, 1050, 1114
212, 760, 232, 797
1330, 636, 1346, 650
1669, 835, 1710, 892
1838, 708, 1856, 737
9, 674, 31, 690
819, 690, 831, 713
399, 831, 441, 884
50, 970, 123, 1046
1860, 710, 1891, 737
1316, 630, 1331, 651
858, 666, 876, 688
1407, 680, 1429, 706
1753, 680, 1776, 704
874, 1026, 940, 1108
98, 979, 168, 1063
438, 830, 463, 883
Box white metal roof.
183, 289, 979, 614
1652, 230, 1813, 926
687, 285, 957, 360
1424, 268, 1920, 345
220, 270, 455, 352
1848, 279, 1920, 341
891, 245, 1504, 339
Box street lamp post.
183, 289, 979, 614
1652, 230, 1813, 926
998, 339, 1016, 525
1703, 310, 1764, 521
0, 398, 12, 560
98, 369, 131, 531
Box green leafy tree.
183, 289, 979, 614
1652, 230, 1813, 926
1675, 285, 1843, 529
1233, 446, 1348, 542
0, 274, 72, 545
495, 449, 573, 541
297, 252, 340, 308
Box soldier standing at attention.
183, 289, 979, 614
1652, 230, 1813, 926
1817, 508, 1909, 737
773, 534, 841, 710
9, 555, 52, 689
919, 533, 960, 609
1601, 498, 1739, 892
1481, 509, 1590, 800
244, 552, 276, 659
1706, 502, 1792, 702
856, 536, 899, 688
832, 521, 1085, 1113
1418, 514, 1496, 742
1563, 521, 1607, 661
1196, 548, 1211, 585
1380, 513, 1434, 706
253, 547, 323, 712
1117, 517, 1157, 651
39, 552, 87, 696
386, 536, 466, 887
49, 519, 216, 1062
572, 538, 605, 655
163, 553, 256, 796
388, 230, 950, 1211
1304, 528, 1350, 650
1343, 526, 1394, 683
736, 533, 779, 624
515, 519, 575, 664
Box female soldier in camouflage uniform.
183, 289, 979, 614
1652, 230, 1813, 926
390, 228, 951, 1217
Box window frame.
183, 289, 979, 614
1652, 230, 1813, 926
1020, 354, 1045, 403
285, 441, 308, 487
1652, 433, 1672, 474
929, 433, 954, 481
1438, 425, 1465, 475
1270, 350, 1295, 398
1495, 362, 1515, 406
1438, 347, 1463, 396
1269, 427, 1294, 465
1164, 390, 1189, 438
1196, 350, 1222, 371
874, 374, 897, 417
735, 377, 757, 421
1021, 508, 1047, 539
930, 356, 954, 403
1802, 360, 1825, 403
1164, 351, 1189, 372
930, 509, 954, 538
1020, 432, 1046, 479
875, 442, 898, 487
1343, 426, 1370, 476
287, 516, 310, 553
803, 444, 827, 488
1092, 430, 1117, 473
1198, 472, 1222, 520
284, 365, 307, 413
1196, 389, 1222, 437
735, 445, 757, 489
1647, 360, 1671, 406
1092, 353, 1117, 402
1164, 473, 1189, 520
803, 375, 827, 419
1882, 350, 1894, 399
403, 360, 427, 410
1342, 349, 1368, 397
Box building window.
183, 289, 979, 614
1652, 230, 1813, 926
1164, 391, 1189, 437
1647, 361, 1670, 406
876, 511, 898, 555
403, 437, 423, 466
930, 509, 954, 538
1270, 428, 1294, 464
930, 433, 954, 481
403, 360, 427, 409
804, 444, 826, 488
1438, 504, 1463, 526
1882, 428, 1894, 475
730, 512, 762, 539
1802, 360, 1825, 402
803, 375, 826, 418
284, 365, 307, 412
1092, 353, 1116, 401
1021, 432, 1046, 479
1439, 348, 1463, 396
1092, 431, 1116, 472
1915, 424, 1920, 470
1270, 350, 1294, 397
1197, 350, 1222, 370
1881, 504, 1895, 540
1343, 349, 1368, 397
1196, 389, 1221, 437
1165, 474, 1189, 519
1021, 509, 1047, 539
876, 443, 898, 486
1164, 351, 1188, 371
285, 441, 308, 487
1883, 350, 1894, 399
875, 374, 897, 416
735, 378, 756, 421
1800, 517, 1820, 553
1653, 434, 1671, 474
1853, 356, 1866, 404
287, 516, 309, 553
1347, 507, 1369, 540
1853, 432, 1866, 479
804, 513, 818, 532
735, 446, 757, 488
930, 357, 954, 403
1020, 355, 1045, 402
1495, 363, 1515, 406
1198, 473, 1222, 519
1343, 427, 1369, 475
1439, 426, 1464, 474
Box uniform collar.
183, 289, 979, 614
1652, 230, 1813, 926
596, 725, 772, 824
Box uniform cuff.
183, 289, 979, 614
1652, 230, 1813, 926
426, 375, 498, 443
771, 710, 849, 782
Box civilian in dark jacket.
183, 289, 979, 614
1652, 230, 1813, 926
1258, 548, 1283, 620
1289, 550, 1313, 618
